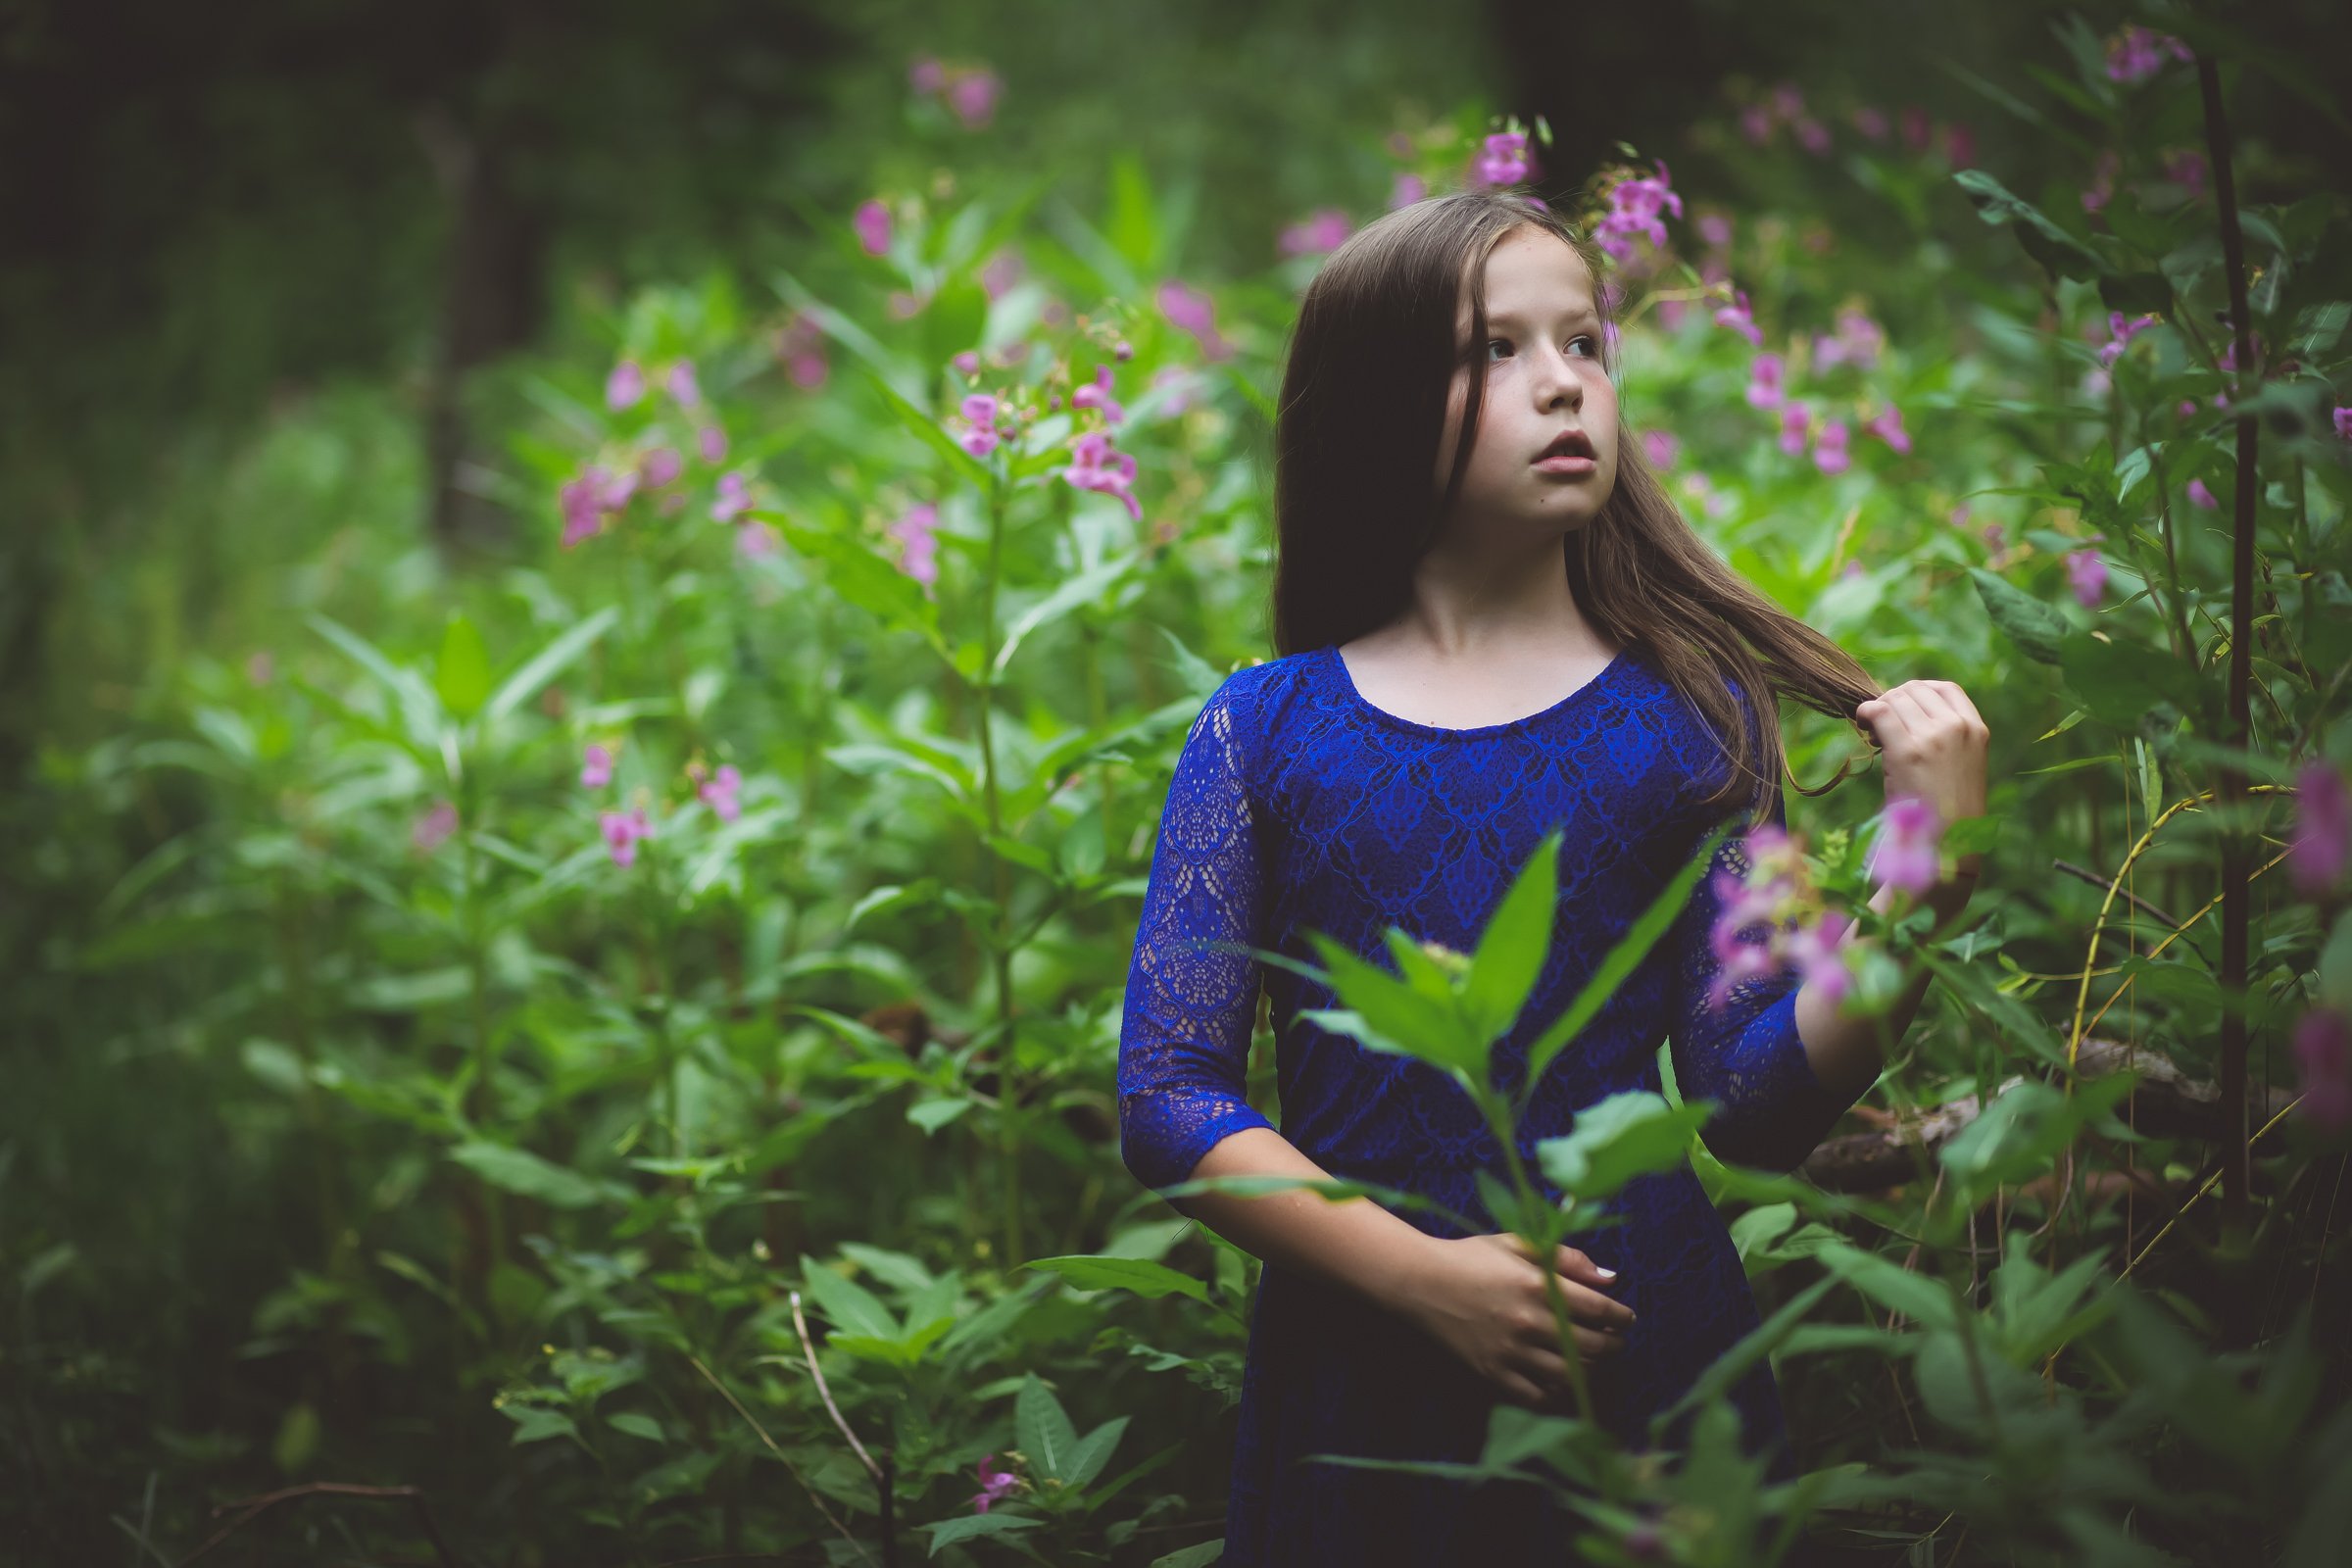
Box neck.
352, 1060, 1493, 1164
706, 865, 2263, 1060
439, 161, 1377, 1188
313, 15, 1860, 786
1394, 523, 1600, 660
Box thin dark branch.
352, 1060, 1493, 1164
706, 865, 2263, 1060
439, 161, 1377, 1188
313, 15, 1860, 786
686, 1355, 877, 1568
2050, 859, 2181, 931
175, 1484, 460, 1568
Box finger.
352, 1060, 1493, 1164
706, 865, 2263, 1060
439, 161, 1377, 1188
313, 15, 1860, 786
1510, 1344, 1574, 1388
1494, 1369, 1550, 1408
1879, 686, 1937, 761
1571, 1324, 1630, 1359
1553, 1245, 1620, 1291
1546, 1277, 1637, 1332
1934, 680, 1991, 741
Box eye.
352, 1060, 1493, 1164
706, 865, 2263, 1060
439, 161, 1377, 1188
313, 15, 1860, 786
1486, 334, 1601, 363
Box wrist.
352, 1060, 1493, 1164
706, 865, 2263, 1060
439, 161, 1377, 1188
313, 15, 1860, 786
1368, 1228, 1442, 1321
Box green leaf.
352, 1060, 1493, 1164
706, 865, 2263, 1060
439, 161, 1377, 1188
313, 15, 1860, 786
434, 613, 492, 718
801, 1258, 901, 1341
607, 1411, 665, 1443
1952, 170, 2105, 280
504, 1406, 581, 1448
1301, 930, 1482, 1077
1519, 827, 1721, 1101
1015, 1374, 1080, 1483
1061, 1415, 1130, 1491
449, 1141, 606, 1209
778, 518, 948, 658
1460, 830, 1562, 1045
907, 1097, 974, 1135
2096, 272, 2172, 318
925, 1513, 1042, 1556
1969, 567, 2067, 665
1535, 1091, 1711, 1201
1150, 1544, 1226, 1568
1815, 1240, 1960, 1332
992, 554, 1138, 680
1939, 1075, 2135, 1197
2059, 631, 2199, 727
482, 607, 621, 728
1023, 1255, 1208, 1302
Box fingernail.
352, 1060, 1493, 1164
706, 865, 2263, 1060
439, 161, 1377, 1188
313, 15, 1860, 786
1595, 1265, 1618, 1280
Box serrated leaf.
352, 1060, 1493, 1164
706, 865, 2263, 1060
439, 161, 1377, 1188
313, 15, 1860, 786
1969, 567, 2068, 665
801, 1258, 901, 1341
1014, 1374, 1079, 1482
1061, 1415, 1129, 1490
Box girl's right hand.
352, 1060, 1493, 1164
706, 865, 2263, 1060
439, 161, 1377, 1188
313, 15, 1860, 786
1388, 1233, 1634, 1409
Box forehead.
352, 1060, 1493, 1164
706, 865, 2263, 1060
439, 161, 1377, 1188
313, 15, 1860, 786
1461, 228, 1597, 324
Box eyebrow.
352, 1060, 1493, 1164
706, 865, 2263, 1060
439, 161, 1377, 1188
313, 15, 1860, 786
1484, 304, 1600, 328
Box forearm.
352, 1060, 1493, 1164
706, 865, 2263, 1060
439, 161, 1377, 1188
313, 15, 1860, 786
1793, 863, 1980, 1103
1173, 1125, 1434, 1315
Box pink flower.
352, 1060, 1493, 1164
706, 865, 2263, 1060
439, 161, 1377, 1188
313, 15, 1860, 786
1279, 208, 1354, 258
2218, 329, 2265, 373
1812, 307, 1886, 371
1471, 130, 1531, 187
2290, 760, 2349, 897
947, 69, 1001, 128
1941, 122, 1976, 170
560, 470, 606, 549
2105, 26, 2193, 85
1865, 403, 1911, 455
639, 446, 683, 489
2066, 547, 2108, 608
971, 1454, 1018, 1514
1714, 289, 1764, 347
854, 199, 893, 258
776, 315, 829, 389
580, 743, 615, 790
1739, 103, 1773, 147
2082, 149, 2120, 214
695, 762, 744, 824
665, 362, 702, 409
1072, 365, 1125, 425
412, 800, 459, 855
1868, 795, 1943, 895
1642, 429, 1678, 468
598, 466, 640, 512
712, 472, 751, 523
1851, 107, 1888, 141
2161, 149, 2207, 199
1744, 353, 1786, 411
606, 360, 645, 412
737, 520, 780, 560
1151, 365, 1200, 416
951, 350, 982, 377
2188, 478, 2218, 510
907, 56, 946, 95
890, 503, 940, 590
1593, 160, 1683, 263
697, 425, 728, 465
954, 393, 1002, 459
1696, 213, 1733, 250
1788, 911, 1853, 1005
1389, 172, 1428, 210
1157, 280, 1233, 362
601, 807, 654, 869
1059, 429, 1142, 523
2293, 1007, 2352, 1134
972, 255, 1020, 304
2097, 311, 2160, 368
1811, 419, 1850, 476
1778, 403, 1810, 456
1899, 106, 1931, 152
2333, 406, 2352, 443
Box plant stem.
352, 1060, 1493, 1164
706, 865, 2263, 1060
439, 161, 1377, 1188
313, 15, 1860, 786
972, 470, 1022, 1268
2196, 48, 2257, 1237
1473, 1087, 1597, 1429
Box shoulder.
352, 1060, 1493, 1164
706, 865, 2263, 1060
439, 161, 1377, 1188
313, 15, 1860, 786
1192, 649, 1323, 740
1613, 652, 1776, 815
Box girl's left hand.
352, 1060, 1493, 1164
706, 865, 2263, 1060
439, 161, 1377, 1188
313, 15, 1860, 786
1854, 679, 1990, 883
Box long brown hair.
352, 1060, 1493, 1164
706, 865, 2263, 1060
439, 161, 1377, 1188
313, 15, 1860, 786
1268, 187, 1879, 826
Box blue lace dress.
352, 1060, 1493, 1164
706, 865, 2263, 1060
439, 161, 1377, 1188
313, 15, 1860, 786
1115, 642, 1867, 1565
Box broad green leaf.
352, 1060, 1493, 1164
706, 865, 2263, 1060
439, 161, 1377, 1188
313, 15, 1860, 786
2059, 631, 2199, 727
800, 1258, 901, 1341
925, 1513, 1042, 1555
1015, 1374, 1079, 1482
907, 1097, 974, 1134
607, 1411, 665, 1443
1460, 829, 1563, 1044
1301, 930, 1482, 1077
778, 518, 948, 657
1968, 567, 2067, 665
435, 613, 492, 718
1952, 170, 2106, 280
504, 1406, 580, 1447
1535, 1091, 1711, 1201
1815, 1240, 1960, 1331
1061, 1414, 1129, 1491
1023, 1255, 1208, 1302
449, 1141, 606, 1209
1519, 828, 1722, 1102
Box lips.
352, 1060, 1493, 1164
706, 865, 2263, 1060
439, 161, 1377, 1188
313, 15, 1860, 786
1536, 430, 1594, 463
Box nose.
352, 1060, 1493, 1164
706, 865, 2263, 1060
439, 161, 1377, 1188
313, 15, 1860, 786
1535, 343, 1585, 412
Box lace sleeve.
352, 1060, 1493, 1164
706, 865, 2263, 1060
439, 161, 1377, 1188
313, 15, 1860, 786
1117, 677, 1280, 1193
1664, 689, 1864, 1174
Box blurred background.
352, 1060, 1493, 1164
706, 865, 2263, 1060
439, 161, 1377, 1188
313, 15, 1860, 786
7, 1, 2352, 1564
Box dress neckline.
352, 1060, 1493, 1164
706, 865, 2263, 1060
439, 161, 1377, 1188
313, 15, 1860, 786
1321, 642, 1631, 739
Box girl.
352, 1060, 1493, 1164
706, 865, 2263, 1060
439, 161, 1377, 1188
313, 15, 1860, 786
1116, 189, 1988, 1564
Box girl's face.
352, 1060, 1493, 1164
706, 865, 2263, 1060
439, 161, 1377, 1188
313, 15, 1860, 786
1430, 227, 1619, 543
